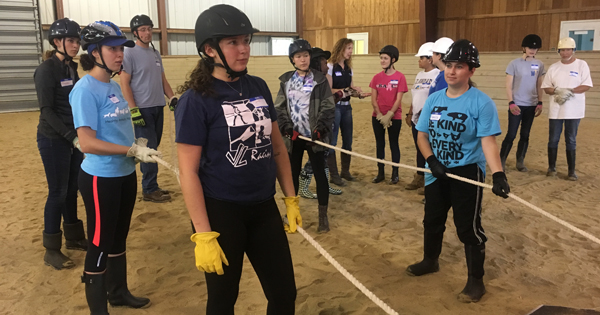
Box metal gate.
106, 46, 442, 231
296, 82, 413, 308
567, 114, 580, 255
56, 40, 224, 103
0, 0, 42, 113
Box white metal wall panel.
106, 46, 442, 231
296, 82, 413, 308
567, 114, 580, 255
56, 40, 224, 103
42, 31, 159, 55
38, 0, 53, 24
0, 0, 43, 112
168, 34, 270, 56
62, 0, 159, 28
166, 0, 295, 32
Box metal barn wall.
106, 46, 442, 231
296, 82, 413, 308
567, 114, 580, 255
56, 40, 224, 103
166, 0, 296, 32
41, 31, 160, 54
0, 0, 43, 112
168, 34, 271, 56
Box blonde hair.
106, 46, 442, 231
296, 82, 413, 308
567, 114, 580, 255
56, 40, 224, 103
328, 38, 353, 69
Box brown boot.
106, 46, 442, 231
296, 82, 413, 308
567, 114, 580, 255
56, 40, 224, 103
143, 190, 171, 203
405, 173, 424, 190
327, 154, 345, 186
340, 153, 356, 181
317, 205, 330, 233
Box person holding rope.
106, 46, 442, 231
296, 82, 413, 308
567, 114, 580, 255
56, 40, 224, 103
35, 18, 87, 270
541, 37, 592, 181
369, 45, 408, 184
175, 5, 299, 314
404, 42, 439, 193
297, 47, 344, 200
70, 21, 159, 314
326, 38, 369, 186
406, 39, 510, 303
275, 39, 335, 233
120, 14, 177, 202
499, 34, 545, 172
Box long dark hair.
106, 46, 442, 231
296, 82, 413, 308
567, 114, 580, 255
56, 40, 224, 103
79, 53, 95, 71
178, 41, 217, 96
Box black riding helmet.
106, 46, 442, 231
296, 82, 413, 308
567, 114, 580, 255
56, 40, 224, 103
48, 18, 81, 61
521, 34, 542, 49
443, 39, 480, 68
289, 39, 311, 71
194, 4, 259, 79
130, 14, 155, 50
379, 45, 399, 71
80, 21, 134, 76
310, 47, 331, 72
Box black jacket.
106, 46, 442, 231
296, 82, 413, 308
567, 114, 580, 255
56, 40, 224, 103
34, 54, 80, 141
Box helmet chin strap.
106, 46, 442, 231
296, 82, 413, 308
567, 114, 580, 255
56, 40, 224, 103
94, 45, 121, 78
214, 46, 247, 79
134, 30, 156, 52
55, 40, 73, 62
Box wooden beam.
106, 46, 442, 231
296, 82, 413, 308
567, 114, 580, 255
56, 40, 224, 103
156, 0, 169, 55
419, 0, 437, 43
55, 0, 64, 19
304, 19, 420, 31
166, 28, 298, 37
296, 0, 303, 39
439, 6, 600, 21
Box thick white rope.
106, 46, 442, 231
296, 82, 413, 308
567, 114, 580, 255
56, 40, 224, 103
298, 135, 600, 246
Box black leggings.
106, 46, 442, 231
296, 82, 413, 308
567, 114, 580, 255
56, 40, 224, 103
204, 197, 296, 315
423, 164, 487, 246
289, 138, 329, 206
411, 124, 426, 175
79, 170, 137, 272
372, 117, 401, 169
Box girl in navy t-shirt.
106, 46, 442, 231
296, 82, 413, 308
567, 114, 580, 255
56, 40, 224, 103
175, 5, 299, 314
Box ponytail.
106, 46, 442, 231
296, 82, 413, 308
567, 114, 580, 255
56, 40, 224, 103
80, 53, 95, 71
178, 42, 217, 96
43, 50, 55, 61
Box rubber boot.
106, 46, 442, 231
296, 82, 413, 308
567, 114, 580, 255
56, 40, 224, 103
64, 220, 88, 251
406, 232, 443, 276
43, 231, 75, 270
566, 149, 578, 181
327, 154, 345, 186
372, 164, 385, 183
499, 141, 512, 172
405, 173, 424, 190
515, 140, 529, 172
106, 254, 151, 309
299, 170, 318, 199
547, 147, 558, 176
457, 244, 486, 303
340, 153, 356, 181
389, 167, 399, 185
325, 168, 342, 195
82, 272, 110, 315
317, 205, 330, 233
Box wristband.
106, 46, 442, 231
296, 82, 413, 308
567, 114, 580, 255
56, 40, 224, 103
406, 113, 412, 116
537, 101, 542, 106
508, 101, 515, 105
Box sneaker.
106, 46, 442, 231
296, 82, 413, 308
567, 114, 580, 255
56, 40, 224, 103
143, 190, 171, 202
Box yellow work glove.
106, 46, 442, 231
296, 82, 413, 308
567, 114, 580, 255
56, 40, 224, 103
190, 232, 229, 275
283, 196, 302, 233
130, 107, 145, 126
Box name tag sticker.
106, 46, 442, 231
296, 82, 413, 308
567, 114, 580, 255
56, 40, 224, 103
390, 80, 399, 85
60, 79, 73, 87
302, 84, 313, 92
249, 96, 268, 107
108, 94, 120, 104
430, 112, 442, 121
570, 71, 579, 77
335, 71, 342, 76
531, 64, 539, 70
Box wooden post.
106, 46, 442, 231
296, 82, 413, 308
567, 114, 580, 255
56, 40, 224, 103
157, 0, 169, 55
296, 0, 303, 38
419, 0, 437, 43
55, 0, 64, 19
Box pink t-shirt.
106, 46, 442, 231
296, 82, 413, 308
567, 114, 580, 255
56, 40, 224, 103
369, 71, 408, 119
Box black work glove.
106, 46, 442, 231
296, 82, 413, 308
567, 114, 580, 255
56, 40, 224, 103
492, 171, 510, 199
283, 126, 293, 139
168, 97, 178, 111
426, 155, 449, 179
311, 125, 325, 141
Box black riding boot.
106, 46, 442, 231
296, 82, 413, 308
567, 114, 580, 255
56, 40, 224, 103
43, 231, 75, 270
406, 232, 443, 276
547, 147, 558, 176
64, 220, 88, 251
457, 244, 486, 303
499, 141, 512, 172
340, 153, 356, 181
327, 154, 345, 186
106, 254, 151, 309
82, 272, 110, 315
372, 164, 385, 183
567, 149, 578, 180
317, 205, 330, 233
515, 140, 529, 172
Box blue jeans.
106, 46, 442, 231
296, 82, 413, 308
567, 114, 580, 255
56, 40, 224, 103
134, 106, 164, 194
37, 133, 84, 234
503, 106, 536, 146
330, 104, 353, 154
548, 119, 580, 151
